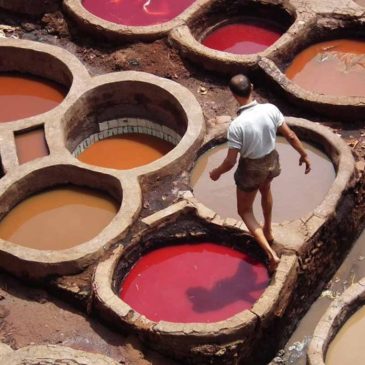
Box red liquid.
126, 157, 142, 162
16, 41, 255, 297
0, 74, 66, 123
120, 243, 269, 323
286, 39, 365, 97
82, 0, 195, 26
202, 20, 283, 54
15, 128, 49, 164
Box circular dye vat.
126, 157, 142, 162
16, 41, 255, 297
202, 19, 284, 54
77, 134, 174, 169
326, 305, 365, 365
285, 39, 365, 97
191, 137, 335, 223
0, 186, 119, 250
0, 73, 66, 123
82, 0, 195, 26
120, 243, 269, 323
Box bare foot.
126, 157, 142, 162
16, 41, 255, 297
267, 255, 280, 275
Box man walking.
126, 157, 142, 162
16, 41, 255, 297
210, 74, 311, 272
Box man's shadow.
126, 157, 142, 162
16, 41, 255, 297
186, 257, 268, 313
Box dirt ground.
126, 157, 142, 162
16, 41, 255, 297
0, 4, 364, 365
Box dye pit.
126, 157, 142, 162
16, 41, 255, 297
0, 186, 118, 250
77, 133, 174, 170
0, 73, 66, 122
0, 0, 363, 364
191, 137, 335, 223
286, 39, 365, 97
82, 0, 195, 26
120, 242, 268, 323
202, 19, 284, 54
15, 128, 49, 164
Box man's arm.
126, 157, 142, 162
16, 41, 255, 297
278, 122, 311, 174
210, 148, 240, 181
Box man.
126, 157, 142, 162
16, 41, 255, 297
210, 74, 311, 272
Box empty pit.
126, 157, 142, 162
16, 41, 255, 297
14, 127, 49, 164
191, 136, 335, 223
0, 185, 119, 250
119, 242, 269, 323
81, 0, 195, 26
285, 39, 365, 97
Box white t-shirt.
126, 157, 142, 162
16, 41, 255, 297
227, 101, 285, 159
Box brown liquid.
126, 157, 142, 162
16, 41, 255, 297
0, 186, 119, 250
0, 74, 66, 123
15, 128, 49, 164
77, 134, 174, 169
326, 305, 365, 364
285, 39, 365, 97
191, 137, 335, 223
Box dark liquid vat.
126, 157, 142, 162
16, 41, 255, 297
82, 0, 195, 26
326, 305, 365, 364
0, 186, 119, 250
285, 39, 365, 97
202, 19, 283, 54
283, 230, 365, 364
191, 137, 335, 223
77, 134, 174, 170
15, 128, 49, 164
0, 74, 66, 123
120, 243, 269, 323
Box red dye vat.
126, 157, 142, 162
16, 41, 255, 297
202, 20, 283, 54
82, 0, 195, 26
120, 243, 269, 323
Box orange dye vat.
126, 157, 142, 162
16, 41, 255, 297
0, 186, 119, 250
120, 243, 269, 323
15, 128, 49, 164
77, 134, 174, 169
0, 74, 66, 123
285, 39, 365, 97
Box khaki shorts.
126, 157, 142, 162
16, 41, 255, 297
234, 150, 281, 192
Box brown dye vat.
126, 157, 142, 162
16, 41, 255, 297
282, 229, 365, 364
0, 73, 66, 123
326, 305, 365, 364
0, 186, 119, 250
285, 39, 365, 97
15, 128, 49, 164
77, 134, 174, 169
191, 137, 335, 223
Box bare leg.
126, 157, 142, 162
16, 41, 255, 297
259, 179, 274, 243
236, 188, 280, 272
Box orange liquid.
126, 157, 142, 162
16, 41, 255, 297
0, 186, 119, 250
15, 128, 49, 164
0, 74, 66, 123
285, 39, 365, 97
77, 134, 174, 169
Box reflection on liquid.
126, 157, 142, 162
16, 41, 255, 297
286, 39, 365, 97
77, 134, 174, 170
0, 186, 119, 250
120, 243, 268, 323
191, 137, 335, 223
82, 0, 195, 26
202, 19, 283, 54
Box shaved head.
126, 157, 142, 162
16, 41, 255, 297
229, 74, 252, 98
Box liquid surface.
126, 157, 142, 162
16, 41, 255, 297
82, 0, 195, 26
0, 186, 119, 250
77, 134, 174, 170
120, 243, 269, 323
191, 137, 335, 223
285, 39, 365, 97
15, 128, 49, 164
326, 305, 365, 364
355, 0, 365, 6
282, 229, 365, 365
0, 74, 66, 123
203, 20, 283, 54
